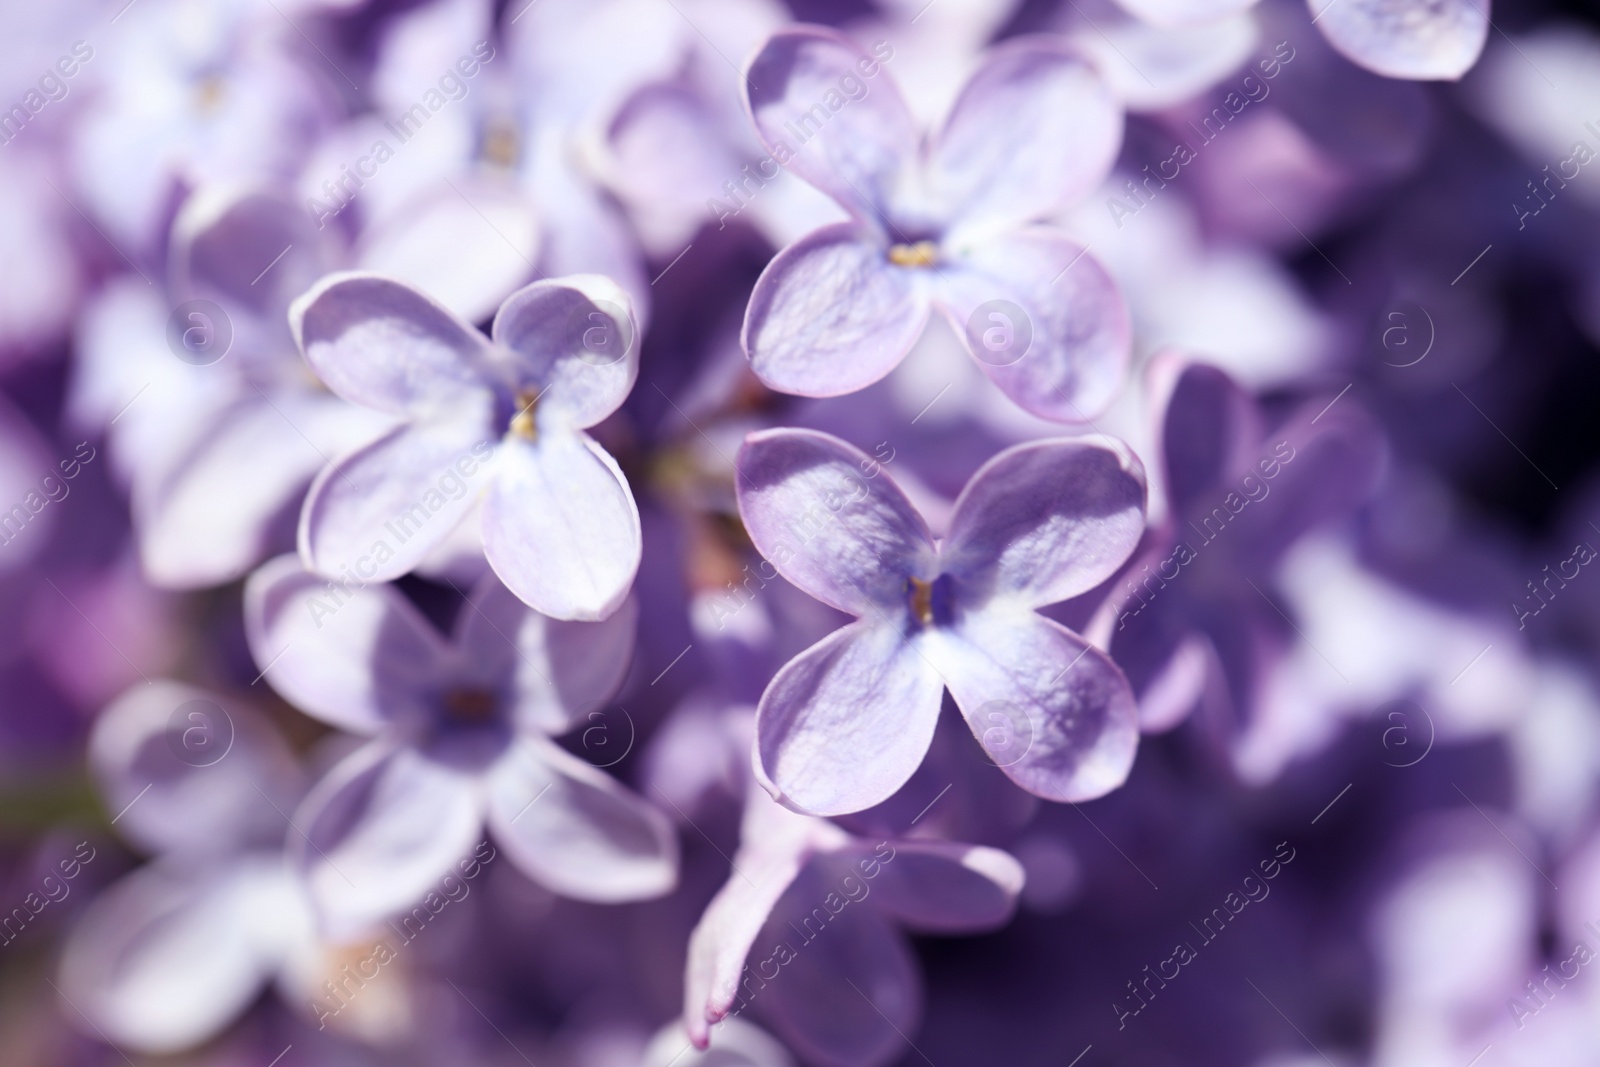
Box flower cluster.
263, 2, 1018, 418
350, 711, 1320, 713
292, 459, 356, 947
9, 0, 1600, 1064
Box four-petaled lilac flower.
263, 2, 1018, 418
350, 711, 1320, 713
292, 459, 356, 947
291, 271, 642, 621
736, 428, 1147, 815
245, 556, 677, 938
740, 27, 1131, 423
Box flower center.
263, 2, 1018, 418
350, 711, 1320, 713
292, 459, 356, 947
481, 115, 520, 169
888, 241, 939, 268
194, 74, 226, 112
443, 687, 498, 725
508, 388, 540, 441
908, 577, 934, 625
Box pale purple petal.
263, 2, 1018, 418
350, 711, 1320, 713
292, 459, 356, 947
490, 275, 640, 428
937, 229, 1131, 421
743, 222, 930, 397
929, 39, 1123, 239
91, 680, 303, 857
135, 391, 391, 589
456, 575, 639, 735
838, 840, 1024, 933
170, 186, 326, 326
941, 437, 1146, 610
57, 857, 300, 1055
245, 555, 446, 735
299, 420, 496, 584
357, 182, 540, 325
1111, 0, 1257, 27
482, 432, 641, 622
683, 795, 841, 1047
933, 608, 1139, 802
485, 736, 677, 902
756, 620, 944, 816
1314, 0, 1489, 81
744, 27, 917, 222
736, 428, 935, 616
290, 272, 498, 416
293, 742, 485, 939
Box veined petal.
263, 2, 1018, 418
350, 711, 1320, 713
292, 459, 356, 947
933, 608, 1139, 803
1313, 0, 1489, 81
290, 272, 497, 417
736, 428, 934, 616
937, 229, 1130, 422
292, 742, 485, 939
930, 39, 1123, 238
756, 620, 945, 816
485, 736, 677, 902
941, 437, 1146, 610
482, 431, 641, 622
298, 419, 496, 585
744, 26, 917, 222
245, 555, 445, 735
490, 275, 639, 429
743, 222, 930, 398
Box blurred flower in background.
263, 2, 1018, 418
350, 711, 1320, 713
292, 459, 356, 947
3, 0, 1600, 1065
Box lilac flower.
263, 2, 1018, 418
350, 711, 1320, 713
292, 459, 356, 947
739, 27, 1131, 422
1088, 354, 1381, 751
291, 271, 642, 621
245, 556, 676, 938
1109, 0, 1489, 81
683, 757, 1023, 1064
736, 427, 1146, 815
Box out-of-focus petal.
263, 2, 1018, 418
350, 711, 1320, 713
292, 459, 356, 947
736, 428, 935, 615
937, 229, 1130, 422
756, 620, 944, 816
941, 437, 1147, 610
482, 432, 641, 621
490, 275, 640, 429
933, 608, 1139, 802
91, 681, 302, 857
1150, 353, 1266, 519
1111, 0, 1257, 28
744, 222, 930, 397
485, 736, 677, 902
759, 864, 921, 1067
929, 39, 1122, 238
834, 839, 1024, 933
245, 555, 446, 735
683, 795, 840, 1047
57, 857, 302, 1055
136, 391, 391, 589
1313, 0, 1489, 81
290, 272, 497, 416
292, 742, 484, 938
457, 576, 639, 736
357, 182, 540, 326
744, 27, 917, 222
299, 420, 496, 584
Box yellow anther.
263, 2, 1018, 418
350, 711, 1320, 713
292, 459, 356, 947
888, 241, 939, 268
